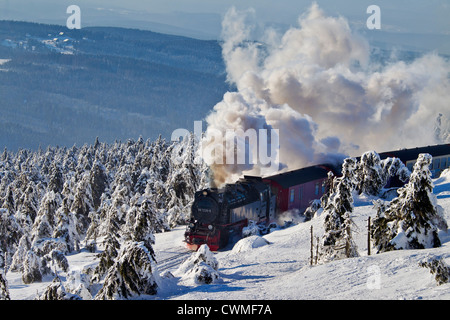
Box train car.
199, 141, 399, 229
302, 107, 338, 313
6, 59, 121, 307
184, 176, 276, 251
184, 144, 450, 251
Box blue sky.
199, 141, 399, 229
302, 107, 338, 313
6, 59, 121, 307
0, 0, 449, 52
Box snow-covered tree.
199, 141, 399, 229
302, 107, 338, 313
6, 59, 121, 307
47, 163, 64, 194
65, 269, 93, 300
0, 268, 10, 300
2, 185, 16, 214
0, 135, 212, 290
123, 195, 158, 251
355, 151, 410, 197
355, 151, 383, 196
31, 191, 60, 246
37, 274, 81, 300
53, 198, 80, 253
320, 171, 335, 208
303, 199, 321, 221
15, 184, 39, 232
319, 157, 359, 262
371, 153, 448, 252
95, 241, 158, 300
174, 244, 220, 285
379, 156, 410, 188
89, 160, 107, 210
0, 208, 22, 268
93, 203, 121, 281
419, 255, 450, 285
22, 250, 43, 284
70, 172, 94, 236
9, 234, 31, 272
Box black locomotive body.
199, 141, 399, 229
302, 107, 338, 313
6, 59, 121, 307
185, 176, 276, 251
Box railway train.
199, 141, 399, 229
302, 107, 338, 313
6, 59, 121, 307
184, 143, 450, 251
184, 176, 277, 251
184, 163, 342, 251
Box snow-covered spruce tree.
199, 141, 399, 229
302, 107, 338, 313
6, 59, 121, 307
303, 199, 321, 221
174, 244, 220, 285
10, 234, 31, 272
371, 153, 448, 252
47, 162, 64, 194
355, 151, 384, 196
94, 241, 158, 300
1, 185, 16, 214
319, 157, 359, 262
15, 184, 39, 232
419, 255, 450, 285
0, 267, 10, 300
354, 151, 410, 197
0, 208, 22, 269
165, 132, 209, 227
123, 195, 156, 250
320, 171, 335, 209
22, 250, 44, 284
108, 165, 133, 224
65, 269, 93, 300
84, 209, 99, 253
89, 160, 108, 210
70, 172, 94, 236
92, 206, 121, 282
379, 157, 410, 187
52, 198, 80, 253
43, 249, 69, 273
37, 274, 81, 300
142, 183, 170, 233
31, 190, 60, 246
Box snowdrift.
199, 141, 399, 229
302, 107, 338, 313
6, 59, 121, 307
231, 235, 271, 253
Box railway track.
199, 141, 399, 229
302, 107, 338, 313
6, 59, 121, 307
157, 249, 192, 272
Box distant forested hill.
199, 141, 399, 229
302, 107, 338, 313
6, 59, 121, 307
0, 21, 231, 150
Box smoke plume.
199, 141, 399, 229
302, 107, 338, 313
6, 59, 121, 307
202, 3, 450, 187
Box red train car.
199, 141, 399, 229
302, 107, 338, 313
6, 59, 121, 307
263, 164, 341, 215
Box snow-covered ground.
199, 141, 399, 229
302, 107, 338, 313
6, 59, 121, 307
6, 171, 450, 300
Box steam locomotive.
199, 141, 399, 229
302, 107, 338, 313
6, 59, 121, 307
184, 176, 277, 251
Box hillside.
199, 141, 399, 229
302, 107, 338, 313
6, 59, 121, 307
0, 21, 230, 150
6, 170, 450, 300
155, 172, 450, 300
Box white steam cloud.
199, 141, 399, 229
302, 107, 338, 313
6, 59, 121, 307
202, 3, 450, 187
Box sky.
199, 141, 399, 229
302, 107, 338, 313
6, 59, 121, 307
0, 0, 449, 42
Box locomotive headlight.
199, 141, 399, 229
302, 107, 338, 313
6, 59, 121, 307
208, 225, 213, 231
189, 222, 195, 228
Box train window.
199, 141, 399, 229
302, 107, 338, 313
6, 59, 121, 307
315, 183, 319, 195
290, 189, 295, 202
442, 157, 447, 168
299, 186, 303, 202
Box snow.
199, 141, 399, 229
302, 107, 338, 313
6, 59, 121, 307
231, 235, 271, 253
6, 173, 450, 300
